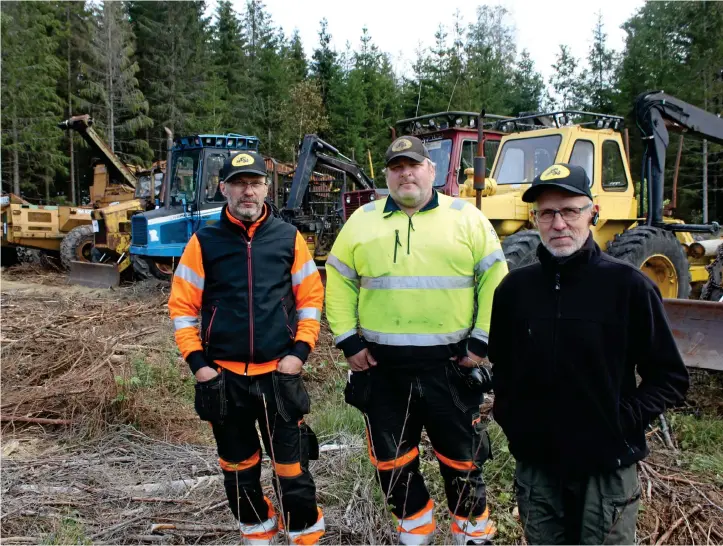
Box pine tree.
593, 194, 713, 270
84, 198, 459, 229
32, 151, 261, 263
1, 1, 67, 201
550, 45, 585, 110
128, 1, 210, 155
462, 6, 516, 114
507, 49, 544, 115
78, 1, 152, 164
583, 13, 617, 113
310, 18, 340, 111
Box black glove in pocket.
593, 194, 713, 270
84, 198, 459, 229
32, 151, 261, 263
273, 372, 311, 420
344, 370, 373, 413
194, 371, 227, 422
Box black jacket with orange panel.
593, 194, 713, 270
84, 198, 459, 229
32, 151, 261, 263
169, 205, 324, 376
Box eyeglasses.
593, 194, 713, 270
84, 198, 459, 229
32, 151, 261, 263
532, 203, 592, 225
228, 181, 267, 189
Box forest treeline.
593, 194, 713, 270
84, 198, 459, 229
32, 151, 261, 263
1, 1, 721, 221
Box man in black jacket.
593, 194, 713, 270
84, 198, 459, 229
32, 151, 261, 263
488, 163, 689, 545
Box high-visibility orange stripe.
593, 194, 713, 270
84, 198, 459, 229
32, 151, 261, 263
274, 461, 302, 478
451, 521, 496, 537
219, 450, 260, 472
435, 450, 476, 471
292, 530, 324, 545
367, 435, 419, 471
402, 521, 436, 535
169, 234, 205, 358
452, 506, 490, 522
405, 499, 434, 520
215, 359, 278, 376
291, 232, 323, 349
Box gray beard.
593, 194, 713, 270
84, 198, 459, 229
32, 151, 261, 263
542, 236, 586, 257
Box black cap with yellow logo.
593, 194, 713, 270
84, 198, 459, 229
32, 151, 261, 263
521, 163, 592, 203
220, 151, 267, 182
385, 136, 431, 166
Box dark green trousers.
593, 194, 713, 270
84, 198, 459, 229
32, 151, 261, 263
515, 461, 640, 545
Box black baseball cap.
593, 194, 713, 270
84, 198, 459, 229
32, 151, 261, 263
385, 136, 431, 166
220, 151, 267, 182
522, 163, 593, 203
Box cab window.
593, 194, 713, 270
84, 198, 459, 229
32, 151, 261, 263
602, 140, 628, 191
568, 139, 594, 186
459, 140, 499, 184
205, 153, 228, 202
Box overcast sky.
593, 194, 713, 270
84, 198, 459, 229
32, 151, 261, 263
225, 0, 646, 83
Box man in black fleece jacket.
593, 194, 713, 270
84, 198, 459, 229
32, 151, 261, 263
488, 163, 689, 545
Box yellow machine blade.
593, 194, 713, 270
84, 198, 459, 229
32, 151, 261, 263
68, 261, 121, 288
663, 299, 723, 372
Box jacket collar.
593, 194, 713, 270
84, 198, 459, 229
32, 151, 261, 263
537, 231, 601, 271
383, 189, 439, 217
221, 203, 270, 238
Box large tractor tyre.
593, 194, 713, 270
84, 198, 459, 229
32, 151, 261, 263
131, 255, 152, 280
502, 230, 541, 271
16, 247, 42, 264
60, 225, 95, 270
606, 226, 691, 299
132, 256, 172, 281
1, 246, 19, 267
700, 243, 723, 302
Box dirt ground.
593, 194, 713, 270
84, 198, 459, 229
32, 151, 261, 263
1, 264, 722, 545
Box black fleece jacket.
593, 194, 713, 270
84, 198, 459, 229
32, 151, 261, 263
489, 234, 689, 475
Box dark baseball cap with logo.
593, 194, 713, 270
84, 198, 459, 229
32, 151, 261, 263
220, 151, 267, 183
522, 163, 593, 203
385, 136, 431, 166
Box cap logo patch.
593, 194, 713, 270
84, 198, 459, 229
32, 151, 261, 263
391, 138, 413, 152
232, 153, 255, 167
540, 165, 570, 181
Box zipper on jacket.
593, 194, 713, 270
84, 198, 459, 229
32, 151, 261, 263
204, 305, 218, 349
407, 216, 415, 255
552, 271, 561, 371
394, 230, 402, 263
246, 239, 253, 375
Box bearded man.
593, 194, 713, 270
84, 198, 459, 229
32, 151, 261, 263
326, 135, 507, 545
168, 151, 325, 545
488, 163, 689, 545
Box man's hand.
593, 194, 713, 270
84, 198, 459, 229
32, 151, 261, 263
458, 350, 489, 368
277, 355, 304, 375
195, 366, 219, 382
347, 348, 377, 372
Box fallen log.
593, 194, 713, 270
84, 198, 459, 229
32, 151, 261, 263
0, 415, 72, 425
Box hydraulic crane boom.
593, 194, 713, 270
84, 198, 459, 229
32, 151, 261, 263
634, 91, 723, 231
58, 115, 138, 189
284, 134, 374, 214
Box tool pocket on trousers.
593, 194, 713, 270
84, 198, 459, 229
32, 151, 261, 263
446, 363, 480, 413
601, 490, 640, 545
344, 370, 373, 413
299, 421, 319, 470
273, 372, 310, 421
472, 415, 493, 465
194, 371, 227, 422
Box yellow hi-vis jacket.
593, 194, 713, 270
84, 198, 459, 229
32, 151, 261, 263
326, 191, 508, 360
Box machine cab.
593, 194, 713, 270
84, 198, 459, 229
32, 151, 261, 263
393, 112, 507, 197
130, 133, 260, 263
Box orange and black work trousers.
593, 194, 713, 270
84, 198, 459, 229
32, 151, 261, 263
345, 360, 492, 521
196, 368, 320, 531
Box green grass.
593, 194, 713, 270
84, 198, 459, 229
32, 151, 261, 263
307, 377, 366, 441
114, 351, 195, 405
44, 516, 91, 545
669, 412, 723, 484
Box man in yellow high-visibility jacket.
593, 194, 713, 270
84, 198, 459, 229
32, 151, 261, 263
326, 135, 508, 545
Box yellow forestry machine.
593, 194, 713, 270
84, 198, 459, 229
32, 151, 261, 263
58, 115, 165, 287
458, 92, 722, 371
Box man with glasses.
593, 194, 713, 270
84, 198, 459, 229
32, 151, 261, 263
326, 136, 507, 545
488, 163, 689, 545
169, 151, 325, 545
